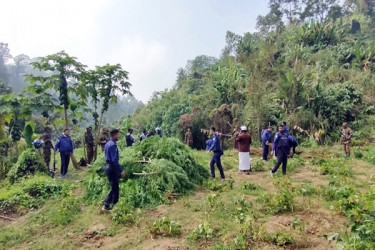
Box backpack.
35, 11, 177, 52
277, 133, 289, 149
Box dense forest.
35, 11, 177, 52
132, 0, 375, 148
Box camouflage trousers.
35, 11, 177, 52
87, 145, 94, 164
43, 149, 51, 168
343, 142, 350, 156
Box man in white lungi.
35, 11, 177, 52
235, 126, 252, 174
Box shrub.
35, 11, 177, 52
251, 159, 265, 172
319, 158, 352, 177
287, 156, 304, 173
203, 179, 233, 192
7, 149, 47, 183
298, 183, 316, 196
111, 199, 139, 226
242, 181, 262, 191
149, 217, 182, 238
0, 175, 70, 212
189, 222, 214, 241
84, 138, 210, 209
257, 177, 296, 214
265, 231, 294, 247
233, 196, 253, 224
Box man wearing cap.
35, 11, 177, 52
341, 122, 353, 157
85, 127, 94, 164
235, 126, 252, 174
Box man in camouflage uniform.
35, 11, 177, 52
184, 128, 193, 147
85, 127, 94, 164
341, 122, 353, 157
100, 128, 110, 152
42, 126, 54, 168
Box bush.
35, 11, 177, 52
265, 231, 294, 247
319, 158, 353, 177
251, 159, 265, 172
111, 199, 140, 226
203, 179, 233, 192
7, 149, 47, 183
189, 222, 214, 241
84, 137, 210, 209
0, 175, 71, 212
149, 217, 182, 238
242, 181, 262, 192
257, 177, 296, 214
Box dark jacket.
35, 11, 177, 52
236, 132, 252, 153
208, 133, 221, 152
55, 135, 74, 155
104, 139, 123, 177
261, 130, 271, 144
288, 135, 298, 147
272, 131, 290, 152
126, 133, 136, 147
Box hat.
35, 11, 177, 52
342, 122, 348, 126
240, 126, 247, 131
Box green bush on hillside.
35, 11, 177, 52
84, 137, 209, 209
7, 149, 47, 183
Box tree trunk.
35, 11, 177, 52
94, 111, 105, 161
64, 108, 69, 129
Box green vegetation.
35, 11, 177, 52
149, 217, 182, 238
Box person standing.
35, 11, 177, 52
235, 126, 252, 174
233, 127, 240, 149
185, 128, 194, 147
156, 127, 163, 138
271, 124, 291, 177
261, 126, 272, 162
126, 128, 136, 147
341, 122, 353, 157
140, 130, 148, 141
103, 129, 125, 211
84, 127, 94, 164
100, 128, 110, 152
41, 126, 54, 169
206, 127, 225, 180
55, 129, 74, 179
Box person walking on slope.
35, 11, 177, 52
126, 128, 136, 147
140, 130, 148, 141
207, 127, 225, 180
100, 128, 110, 152
41, 126, 54, 169
185, 128, 194, 147
55, 129, 74, 179
235, 126, 252, 174
103, 129, 125, 211
155, 127, 163, 138
270, 124, 291, 177
84, 127, 94, 164
261, 126, 272, 162
341, 122, 353, 157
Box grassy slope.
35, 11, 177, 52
1, 144, 374, 250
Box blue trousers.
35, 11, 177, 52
60, 153, 70, 176
262, 143, 269, 161
210, 152, 225, 179
272, 149, 288, 175
104, 168, 120, 207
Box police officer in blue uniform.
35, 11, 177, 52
206, 127, 225, 180
271, 124, 292, 177
54, 129, 74, 179
261, 126, 272, 161
103, 129, 125, 211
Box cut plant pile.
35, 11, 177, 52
84, 137, 210, 214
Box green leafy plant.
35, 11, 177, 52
189, 222, 214, 241
149, 217, 182, 238
7, 148, 47, 183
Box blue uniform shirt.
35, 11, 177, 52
208, 133, 221, 152
272, 131, 291, 152
261, 130, 271, 144
105, 139, 123, 176
54, 135, 73, 155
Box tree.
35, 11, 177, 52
0, 43, 12, 84
301, 0, 337, 22
0, 80, 12, 95
85, 64, 131, 160
25, 51, 86, 129
13, 54, 30, 79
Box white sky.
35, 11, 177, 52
1, 0, 268, 102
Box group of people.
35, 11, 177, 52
33, 121, 354, 211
